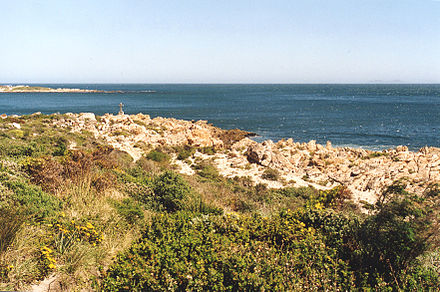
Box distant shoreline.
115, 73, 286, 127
0, 85, 121, 93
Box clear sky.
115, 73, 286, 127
1, 0, 439, 83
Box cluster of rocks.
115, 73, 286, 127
55, 113, 250, 161
0, 85, 114, 93
54, 113, 440, 204
230, 138, 440, 203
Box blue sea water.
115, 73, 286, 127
1, 84, 439, 151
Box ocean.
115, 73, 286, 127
1, 84, 439, 151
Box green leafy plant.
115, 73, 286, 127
176, 146, 195, 160
152, 171, 193, 212
48, 216, 104, 254
146, 150, 169, 163
52, 137, 68, 156
0, 174, 62, 220
194, 162, 219, 181
261, 168, 280, 181
199, 146, 216, 155
99, 211, 355, 291
356, 182, 439, 286
112, 198, 144, 224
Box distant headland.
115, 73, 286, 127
0, 84, 121, 93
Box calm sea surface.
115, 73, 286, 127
1, 84, 439, 150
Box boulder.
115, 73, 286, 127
246, 144, 272, 166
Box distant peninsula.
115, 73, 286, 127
0, 85, 120, 93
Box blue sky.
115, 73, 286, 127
0, 0, 439, 83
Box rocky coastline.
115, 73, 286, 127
1, 111, 439, 290
49, 112, 440, 205
0, 85, 120, 93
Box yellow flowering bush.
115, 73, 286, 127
47, 216, 103, 254
37, 246, 56, 279
307, 186, 351, 209
0, 263, 13, 281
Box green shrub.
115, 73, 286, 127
52, 137, 67, 156
7, 129, 24, 139
111, 130, 130, 137
176, 146, 195, 160
125, 181, 155, 206
199, 146, 215, 155
194, 162, 219, 181
0, 140, 37, 157
152, 171, 192, 212
231, 197, 255, 212
399, 265, 440, 290
261, 168, 280, 181
112, 198, 144, 224
99, 211, 355, 291
294, 207, 358, 259
356, 183, 437, 284
146, 150, 169, 163
272, 186, 317, 200
362, 152, 389, 160
0, 174, 62, 220
198, 201, 224, 215
308, 186, 352, 209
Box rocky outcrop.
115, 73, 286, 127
54, 113, 440, 204
240, 138, 440, 203
0, 85, 117, 93
54, 113, 253, 161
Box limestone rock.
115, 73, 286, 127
52, 112, 440, 205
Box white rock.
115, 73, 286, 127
11, 122, 21, 129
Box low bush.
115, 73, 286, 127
152, 171, 193, 212
111, 198, 144, 225
398, 265, 440, 290
308, 186, 352, 209
8, 129, 24, 139
99, 211, 354, 291
261, 168, 280, 181
92, 172, 116, 194
52, 137, 67, 156
63, 151, 94, 183
194, 162, 219, 181
0, 141, 37, 157
272, 186, 317, 201
355, 182, 440, 286
176, 146, 195, 160
362, 152, 389, 160
146, 150, 169, 163
21, 157, 64, 194
0, 174, 62, 220
23, 149, 118, 195
199, 146, 215, 155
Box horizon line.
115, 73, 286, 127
2, 82, 440, 85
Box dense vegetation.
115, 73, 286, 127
0, 114, 438, 291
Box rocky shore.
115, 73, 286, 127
0, 85, 119, 93
53, 112, 440, 204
